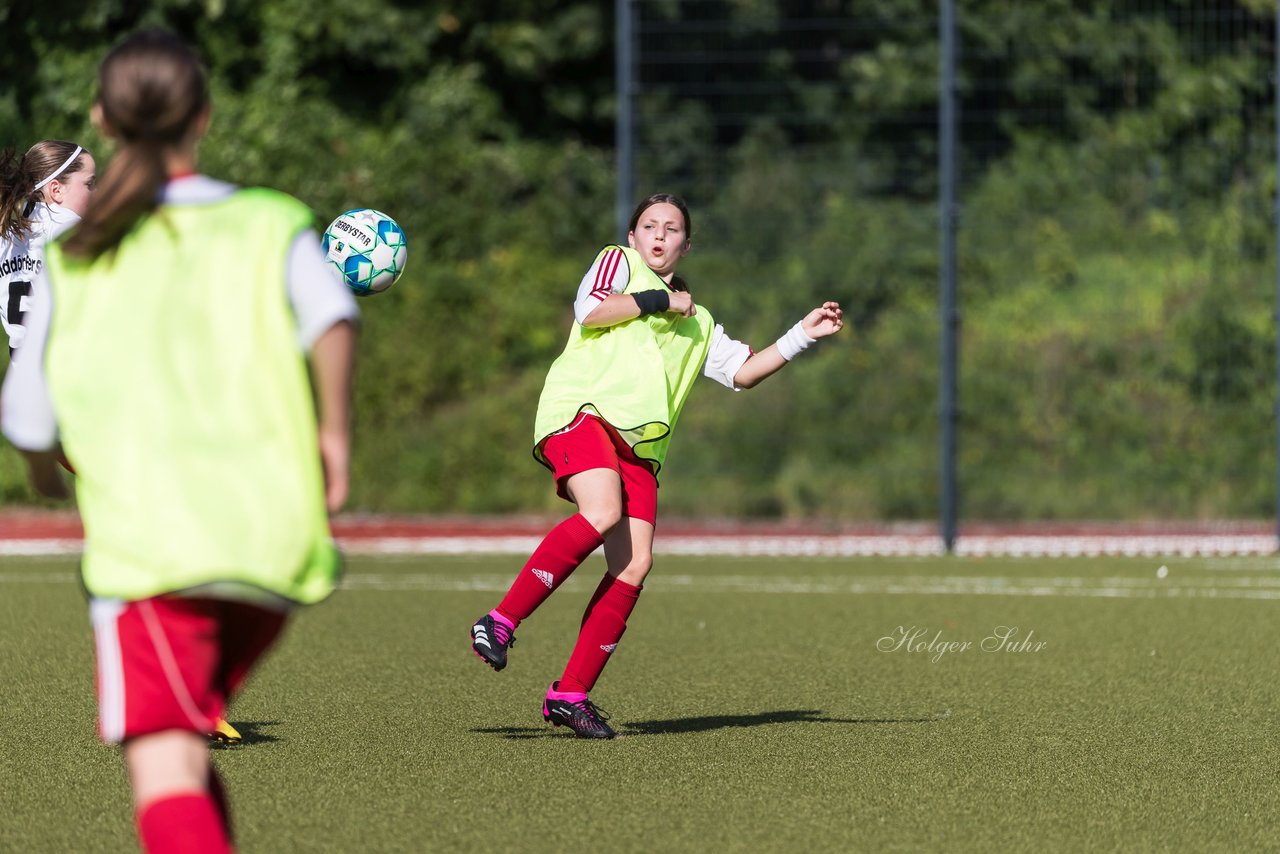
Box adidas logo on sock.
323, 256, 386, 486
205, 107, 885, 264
600, 643, 617, 653
532, 568, 554, 589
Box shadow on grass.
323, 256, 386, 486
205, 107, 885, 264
622, 709, 943, 735
470, 727, 562, 740
473, 709, 947, 740
209, 720, 282, 749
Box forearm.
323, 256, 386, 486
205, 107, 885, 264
581, 293, 644, 328
310, 320, 356, 436
733, 320, 817, 389
732, 345, 789, 389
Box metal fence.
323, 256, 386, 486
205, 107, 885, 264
616, 0, 1276, 546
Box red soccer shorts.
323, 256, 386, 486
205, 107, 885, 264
90, 595, 287, 744
541, 412, 658, 525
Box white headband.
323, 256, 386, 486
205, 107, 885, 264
33, 146, 83, 192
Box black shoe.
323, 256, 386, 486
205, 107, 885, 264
471, 613, 516, 671
542, 682, 616, 739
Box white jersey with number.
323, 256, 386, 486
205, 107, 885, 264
0, 203, 80, 355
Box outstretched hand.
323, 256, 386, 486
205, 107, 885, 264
802, 301, 844, 340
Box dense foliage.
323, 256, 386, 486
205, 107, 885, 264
1, 1, 1274, 521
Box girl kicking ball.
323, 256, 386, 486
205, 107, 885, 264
470, 192, 844, 738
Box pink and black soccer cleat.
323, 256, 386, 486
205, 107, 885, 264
471, 612, 516, 671
542, 681, 616, 739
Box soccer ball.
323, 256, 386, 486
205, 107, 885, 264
322, 208, 408, 296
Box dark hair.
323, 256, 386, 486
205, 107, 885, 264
63, 29, 209, 260
0, 140, 90, 243
627, 192, 692, 292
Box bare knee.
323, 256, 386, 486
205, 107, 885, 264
614, 552, 653, 586
579, 502, 623, 536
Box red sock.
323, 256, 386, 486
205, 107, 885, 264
496, 514, 603, 625
137, 793, 233, 854
558, 574, 642, 694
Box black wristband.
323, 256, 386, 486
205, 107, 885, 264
632, 290, 670, 316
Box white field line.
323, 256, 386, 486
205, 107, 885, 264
1, 534, 1276, 559
951, 535, 1278, 558
7, 568, 1280, 599
0, 539, 85, 556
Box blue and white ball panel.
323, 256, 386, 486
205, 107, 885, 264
376, 218, 405, 247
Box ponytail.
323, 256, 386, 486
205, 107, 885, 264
61, 142, 166, 261
0, 147, 38, 243
62, 28, 209, 262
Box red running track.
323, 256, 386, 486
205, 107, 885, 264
1, 510, 1275, 557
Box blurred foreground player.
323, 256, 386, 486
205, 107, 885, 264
1, 29, 357, 853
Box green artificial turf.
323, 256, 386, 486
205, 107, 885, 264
3, 553, 1279, 851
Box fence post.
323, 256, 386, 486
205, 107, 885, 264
1274, 2, 1280, 549
616, 0, 635, 242
939, 0, 959, 553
